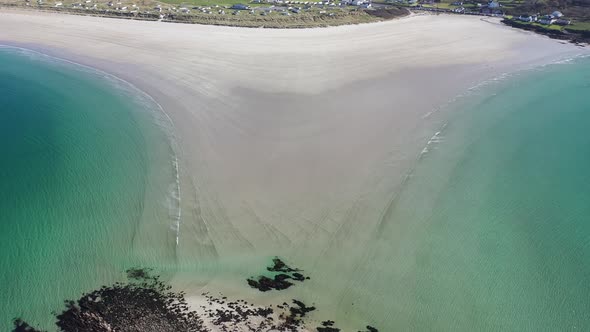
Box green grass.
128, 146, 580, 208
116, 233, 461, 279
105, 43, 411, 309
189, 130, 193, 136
534, 22, 564, 30
567, 21, 590, 32
422, 3, 452, 9
510, 20, 565, 31
158, 0, 322, 7
159, 0, 256, 7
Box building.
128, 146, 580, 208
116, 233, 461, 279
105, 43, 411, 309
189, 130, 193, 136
342, 0, 369, 5
481, 7, 502, 15
487, 1, 500, 8
555, 18, 571, 25
518, 15, 537, 22
551, 10, 563, 18
230, 3, 250, 9
538, 15, 556, 25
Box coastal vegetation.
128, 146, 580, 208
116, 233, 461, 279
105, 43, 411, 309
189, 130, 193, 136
1, 0, 588, 38
0, 0, 409, 28
502, 16, 590, 43
1, 6, 587, 332
371, 0, 590, 43
498, 0, 590, 42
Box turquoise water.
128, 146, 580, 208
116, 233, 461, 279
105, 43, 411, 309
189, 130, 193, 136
2, 44, 590, 332
352, 57, 590, 331
0, 48, 177, 330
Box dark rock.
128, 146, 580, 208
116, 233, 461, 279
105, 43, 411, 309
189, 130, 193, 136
267, 257, 299, 273
317, 327, 340, 332
248, 257, 308, 292
292, 272, 306, 281
15, 266, 376, 332
247, 274, 294, 292
12, 319, 45, 332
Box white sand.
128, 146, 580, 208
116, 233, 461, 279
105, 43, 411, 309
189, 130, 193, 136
0, 10, 584, 330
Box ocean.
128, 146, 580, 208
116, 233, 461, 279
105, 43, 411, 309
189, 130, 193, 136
0, 47, 179, 330
346, 56, 590, 331
1, 46, 590, 332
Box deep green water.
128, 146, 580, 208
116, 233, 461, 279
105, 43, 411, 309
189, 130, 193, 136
0, 48, 177, 330
355, 57, 590, 331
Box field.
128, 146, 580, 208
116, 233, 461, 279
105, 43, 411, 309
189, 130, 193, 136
0, 0, 410, 28
159, 0, 267, 8
567, 21, 590, 31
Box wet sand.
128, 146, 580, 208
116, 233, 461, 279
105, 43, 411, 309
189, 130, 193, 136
0, 10, 584, 330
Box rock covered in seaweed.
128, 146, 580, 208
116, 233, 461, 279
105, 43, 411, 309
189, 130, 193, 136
13, 265, 379, 332
248, 257, 310, 292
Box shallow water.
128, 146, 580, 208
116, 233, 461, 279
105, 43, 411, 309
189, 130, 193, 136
334, 56, 590, 331
0, 48, 177, 330
2, 46, 590, 332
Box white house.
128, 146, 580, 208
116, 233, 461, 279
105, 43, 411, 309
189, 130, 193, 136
488, 1, 500, 8
342, 0, 369, 5
518, 15, 537, 22
551, 10, 563, 18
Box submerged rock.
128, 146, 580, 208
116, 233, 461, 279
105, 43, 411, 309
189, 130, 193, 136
248, 257, 309, 292
267, 257, 300, 273
12, 319, 44, 332
317, 319, 341, 331
247, 274, 295, 292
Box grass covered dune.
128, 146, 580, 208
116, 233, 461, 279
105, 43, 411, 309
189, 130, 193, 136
0, 10, 585, 331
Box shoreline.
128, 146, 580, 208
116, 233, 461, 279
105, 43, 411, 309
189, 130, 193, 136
501, 17, 590, 46
1, 10, 587, 331
0, 44, 185, 254
3, 4, 589, 45
0, 46, 182, 331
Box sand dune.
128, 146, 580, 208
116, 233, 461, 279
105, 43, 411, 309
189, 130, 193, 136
0, 10, 583, 330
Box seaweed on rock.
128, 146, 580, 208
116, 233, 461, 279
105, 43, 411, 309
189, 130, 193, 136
14, 269, 206, 332
13, 266, 379, 332
248, 257, 309, 292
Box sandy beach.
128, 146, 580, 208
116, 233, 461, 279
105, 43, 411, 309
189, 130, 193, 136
0, 10, 584, 330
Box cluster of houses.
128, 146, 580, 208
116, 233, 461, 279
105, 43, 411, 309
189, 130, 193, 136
341, 0, 371, 7
475, 1, 502, 15
410, 0, 573, 23
176, 1, 344, 16
517, 11, 571, 25
222, 0, 367, 16
34, 0, 357, 16
253, 0, 371, 7
414, 0, 505, 16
